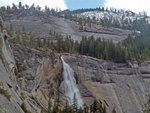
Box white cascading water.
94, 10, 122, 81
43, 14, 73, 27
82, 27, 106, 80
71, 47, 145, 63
61, 57, 83, 108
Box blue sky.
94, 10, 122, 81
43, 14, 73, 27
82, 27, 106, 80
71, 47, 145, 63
65, 0, 105, 10
0, 0, 150, 15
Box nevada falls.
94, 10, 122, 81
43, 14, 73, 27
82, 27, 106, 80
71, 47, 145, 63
61, 56, 83, 108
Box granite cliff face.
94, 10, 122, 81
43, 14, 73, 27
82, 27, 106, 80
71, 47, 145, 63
1, 14, 150, 113
11, 43, 65, 111
0, 18, 36, 112
4, 9, 133, 43
0, 35, 64, 113
63, 54, 150, 113
0, 16, 63, 112
1, 34, 150, 113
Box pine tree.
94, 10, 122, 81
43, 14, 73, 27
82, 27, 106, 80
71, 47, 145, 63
37, 37, 41, 48
112, 108, 117, 113
73, 93, 78, 113
48, 83, 54, 113
19, 2, 22, 9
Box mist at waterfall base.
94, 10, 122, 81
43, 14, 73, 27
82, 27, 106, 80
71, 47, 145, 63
61, 57, 83, 108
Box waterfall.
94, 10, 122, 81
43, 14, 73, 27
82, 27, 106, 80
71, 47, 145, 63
61, 57, 83, 108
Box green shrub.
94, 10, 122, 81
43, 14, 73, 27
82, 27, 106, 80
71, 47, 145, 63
0, 87, 11, 101
15, 86, 19, 91
21, 92, 27, 99
0, 109, 7, 113
0, 81, 3, 86
21, 103, 32, 113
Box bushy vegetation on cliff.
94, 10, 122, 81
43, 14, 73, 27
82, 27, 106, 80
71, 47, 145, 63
45, 99, 109, 113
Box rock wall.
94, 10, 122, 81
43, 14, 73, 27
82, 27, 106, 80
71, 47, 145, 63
0, 16, 62, 113
1, 13, 150, 113
0, 16, 38, 113
11, 43, 63, 111
63, 54, 150, 113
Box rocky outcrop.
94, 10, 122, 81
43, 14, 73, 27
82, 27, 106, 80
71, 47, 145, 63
0, 16, 65, 112
4, 9, 132, 43
0, 16, 39, 113
11, 43, 63, 111
0, 16, 63, 113
63, 54, 150, 113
